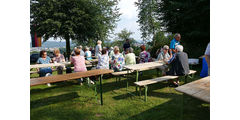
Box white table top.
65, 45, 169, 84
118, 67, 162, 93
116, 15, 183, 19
30, 62, 71, 69
124, 61, 165, 71
175, 76, 210, 103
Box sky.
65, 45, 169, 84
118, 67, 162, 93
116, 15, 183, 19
46, 0, 141, 42
110, 0, 141, 41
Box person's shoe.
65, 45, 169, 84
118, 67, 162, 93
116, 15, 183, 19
47, 83, 51, 87
90, 80, 95, 84
174, 83, 179, 87
80, 82, 83, 86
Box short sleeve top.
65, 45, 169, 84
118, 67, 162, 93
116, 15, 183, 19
53, 54, 65, 63
70, 56, 87, 72
170, 38, 180, 50
111, 53, 125, 71
37, 56, 52, 70
139, 51, 149, 63
85, 51, 92, 60
97, 54, 109, 69
125, 53, 136, 65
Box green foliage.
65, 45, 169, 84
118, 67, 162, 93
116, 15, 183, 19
136, 0, 210, 57
135, 0, 161, 45
108, 28, 141, 56
30, 0, 121, 58
149, 32, 174, 58
111, 29, 136, 48
157, 0, 210, 57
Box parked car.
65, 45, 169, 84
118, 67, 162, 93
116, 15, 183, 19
30, 53, 40, 63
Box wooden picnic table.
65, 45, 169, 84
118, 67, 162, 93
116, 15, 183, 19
124, 61, 165, 71
31, 69, 113, 105
175, 76, 210, 103
30, 59, 98, 69
124, 61, 165, 91
30, 62, 71, 69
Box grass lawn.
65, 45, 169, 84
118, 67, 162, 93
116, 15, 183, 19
30, 65, 210, 120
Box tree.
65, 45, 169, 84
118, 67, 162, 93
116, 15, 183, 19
112, 28, 137, 48
157, 0, 210, 57
135, 0, 161, 46
30, 0, 120, 58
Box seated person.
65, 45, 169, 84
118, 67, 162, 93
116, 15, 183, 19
125, 47, 136, 65
109, 47, 114, 59
78, 45, 85, 56
37, 50, 53, 77
90, 47, 95, 56
139, 45, 149, 63
165, 45, 190, 87
157, 45, 171, 61
84, 47, 92, 60
52, 48, 65, 74
96, 48, 109, 69
37, 50, 53, 86
156, 45, 171, 75
71, 47, 77, 56
70, 48, 87, 85
111, 46, 125, 72
147, 48, 152, 62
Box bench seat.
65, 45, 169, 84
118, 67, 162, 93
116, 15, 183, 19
134, 76, 179, 86
112, 70, 133, 76
134, 70, 197, 102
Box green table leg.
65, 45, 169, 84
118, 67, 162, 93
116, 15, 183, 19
144, 86, 148, 102
136, 70, 139, 92
95, 82, 98, 101
126, 80, 129, 90
99, 75, 103, 105
139, 87, 142, 97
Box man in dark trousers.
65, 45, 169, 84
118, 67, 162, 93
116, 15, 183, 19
165, 45, 190, 87
123, 39, 131, 52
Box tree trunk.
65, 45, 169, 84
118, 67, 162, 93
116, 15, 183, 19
65, 35, 70, 60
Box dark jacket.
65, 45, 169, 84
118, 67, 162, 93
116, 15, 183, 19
167, 52, 190, 76
123, 42, 130, 51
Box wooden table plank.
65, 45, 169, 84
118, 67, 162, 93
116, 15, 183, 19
124, 61, 165, 71
175, 76, 210, 103
30, 59, 98, 69
30, 69, 113, 87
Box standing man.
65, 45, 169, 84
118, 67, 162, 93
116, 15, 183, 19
95, 40, 102, 58
123, 39, 131, 52
204, 43, 210, 75
170, 33, 181, 55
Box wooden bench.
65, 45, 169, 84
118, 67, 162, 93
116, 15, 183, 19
111, 70, 134, 83
31, 69, 113, 105
134, 70, 197, 101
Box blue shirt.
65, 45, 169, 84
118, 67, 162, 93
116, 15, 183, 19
168, 53, 176, 64
37, 56, 51, 70
170, 38, 180, 53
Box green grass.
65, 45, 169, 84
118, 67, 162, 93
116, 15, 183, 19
30, 65, 210, 120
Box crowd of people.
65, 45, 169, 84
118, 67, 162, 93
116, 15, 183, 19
35, 33, 210, 87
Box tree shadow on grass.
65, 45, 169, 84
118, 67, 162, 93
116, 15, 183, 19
112, 81, 170, 100
126, 94, 210, 120
31, 92, 95, 109
30, 80, 79, 94
100, 70, 160, 93
31, 105, 94, 120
